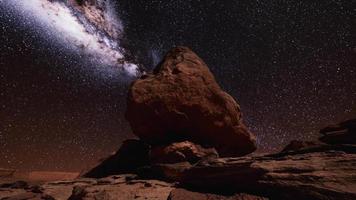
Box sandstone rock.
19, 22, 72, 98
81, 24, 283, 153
1, 147, 355, 200
150, 141, 218, 164
179, 145, 356, 200
0, 175, 174, 200
68, 186, 88, 200
83, 139, 150, 178
137, 162, 193, 181
281, 140, 321, 152
320, 119, 356, 145
126, 47, 256, 157
28, 185, 43, 194
0, 192, 37, 200
0, 181, 28, 189
168, 188, 268, 200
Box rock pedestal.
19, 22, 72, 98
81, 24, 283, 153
150, 141, 218, 164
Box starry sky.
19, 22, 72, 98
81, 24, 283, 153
1, 0, 356, 172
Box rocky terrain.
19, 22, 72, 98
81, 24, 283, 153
0, 175, 173, 200
1, 47, 355, 200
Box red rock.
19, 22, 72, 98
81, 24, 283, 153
0, 192, 37, 200
126, 47, 256, 157
68, 186, 88, 200
168, 188, 268, 200
150, 141, 218, 164
0, 181, 28, 189
179, 146, 356, 200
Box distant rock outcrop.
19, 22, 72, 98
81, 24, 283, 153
281, 140, 321, 152
126, 47, 256, 157
319, 119, 356, 144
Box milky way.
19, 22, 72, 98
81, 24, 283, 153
1, 0, 139, 77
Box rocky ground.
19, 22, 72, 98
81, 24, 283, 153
1, 142, 355, 200
0, 175, 173, 200
1, 47, 355, 200
0, 174, 271, 200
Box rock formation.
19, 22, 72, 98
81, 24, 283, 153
79, 47, 356, 199
2, 46, 355, 199
150, 141, 218, 164
3, 143, 356, 200
0, 175, 174, 200
178, 146, 356, 200
319, 119, 356, 145
126, 47, 256, 157
168, 188, 268, 200
83, 140, 217, 178
281, 140, 321, 152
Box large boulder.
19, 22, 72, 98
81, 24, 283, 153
126, 47, 256, 157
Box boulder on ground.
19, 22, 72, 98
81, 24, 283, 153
150, 141, 218, 164
83, 139, 150, 178
126, 47, 256, 157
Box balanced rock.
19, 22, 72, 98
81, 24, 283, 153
126, 47, 256, 157
150, 141, 218, 164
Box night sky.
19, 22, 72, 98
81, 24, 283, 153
1, 0, 355, 172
